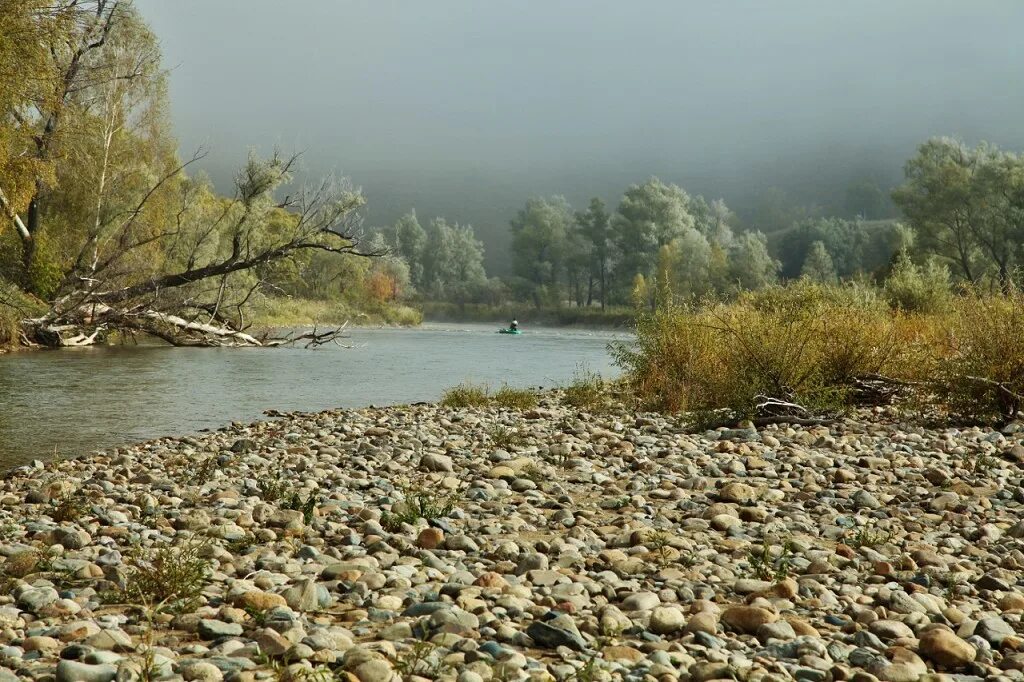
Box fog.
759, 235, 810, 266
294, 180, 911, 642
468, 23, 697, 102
136, 1, 1024, 272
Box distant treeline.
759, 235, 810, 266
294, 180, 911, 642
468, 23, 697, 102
371, 136, 1024, 317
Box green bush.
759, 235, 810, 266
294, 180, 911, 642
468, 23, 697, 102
883, 252, 953, 313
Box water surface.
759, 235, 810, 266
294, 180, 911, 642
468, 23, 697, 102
0, 324, 624, 467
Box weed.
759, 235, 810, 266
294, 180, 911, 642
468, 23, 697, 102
942, 573, 968, 601
492, 385, 538, 409
486, 425, 525, 450
440, 383, 490, 408
381, 483, 460, 531
122, 536, 212, 612
189, 456, 220, 484
563, 365, 607, 409
283, 492, 319, 525
225, 532, 258, 556
2, 549, 41, 579
244, 605, 270, 627
51, 493, 88, 523
647, 531, 674, 566
748, 536, 795, 581
960, 451, 999, 476
520, 463, 545, 483
258, 654, 334, 682
392, 640, 451, 680
258, 466, 287, 502
847, 526, 892, 549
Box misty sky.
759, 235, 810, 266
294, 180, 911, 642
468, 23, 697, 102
136, 1, 1024, 271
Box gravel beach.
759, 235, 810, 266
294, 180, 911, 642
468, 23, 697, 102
0, 395, 1022, 682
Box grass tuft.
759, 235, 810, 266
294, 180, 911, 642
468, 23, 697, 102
440, 383, 490, 408
491, 385, 538, 409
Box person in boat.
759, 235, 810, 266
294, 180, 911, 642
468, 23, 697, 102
509, 319, 518, 331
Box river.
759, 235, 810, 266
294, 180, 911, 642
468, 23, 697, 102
0, 323, 626, 468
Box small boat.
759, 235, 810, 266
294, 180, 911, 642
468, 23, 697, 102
497, 328, 522, 335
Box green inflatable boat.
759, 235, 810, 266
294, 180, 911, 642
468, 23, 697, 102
497, 328, 521, 335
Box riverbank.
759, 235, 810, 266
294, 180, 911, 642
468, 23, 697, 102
421, 302, 634, 329
252, 297, 423, 329
0, 397, 1021, 681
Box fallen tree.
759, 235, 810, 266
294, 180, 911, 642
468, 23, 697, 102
0, 1, 381, 348
13, 151, 377, 347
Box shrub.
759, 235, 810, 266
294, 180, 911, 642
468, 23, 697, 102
616, 282, 916, 418
928, 291, 1024, 424
884, 252, 953, 313
0, 278, 44, 348
491, 385, 538, 409
440, 382, 490, 408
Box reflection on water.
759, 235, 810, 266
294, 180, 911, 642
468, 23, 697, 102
0, 324, 626, 468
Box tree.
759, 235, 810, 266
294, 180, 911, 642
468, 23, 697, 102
420, 217, 487, 301
23, 152, 371, 346
0, 0, 67, 241
892, 137, 1024, 290
510, 196, 572, 307
729, 231, 779, 291
381, 210, 426, 291
574, 197, 611, 309
668, 227, 714, 299
5, 2, 159, 277
612, 178, 694, 301
746, 187, 820, 234
0, 2, 383, 347
801, 240, 837, 283
844, 178, 887, 220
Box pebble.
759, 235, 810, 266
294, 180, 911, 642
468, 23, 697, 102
0, 393, 1015, 681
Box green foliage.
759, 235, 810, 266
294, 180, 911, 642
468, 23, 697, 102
893, 137, 1024, 289
748, 537, 796, 581
773, 217, 908, 280
800, 240, 837, 283
283, 492, 319, 525
256, 466, 296, 504
420, 302, 633, 327
440, 382, 539, 411
563, 366, 607, 409
252, 295, 422, 328
122, 537, 211, 611
381, 483, 460, 531
510, 196, 574, 305
0, 277, 44, 347
491, 385, 538, 409
392, 641, 452, 680
617, 281, 913, 415
486, 425, 525, 450
928, 291, 1024, 424
51, 492, 88, 523
846, 526, 892, 548
883, 251, 953, 313
440, 383, 490, 408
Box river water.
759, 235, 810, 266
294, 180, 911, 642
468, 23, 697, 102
0, 324, 626, 468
